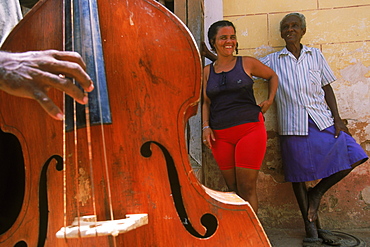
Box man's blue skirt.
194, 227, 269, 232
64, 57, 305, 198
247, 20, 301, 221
280, 118, 368, 182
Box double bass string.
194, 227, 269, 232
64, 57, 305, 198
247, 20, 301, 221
62, 0, 68, 239
62, 85, 67, 239
62, 0, 84, 239
71, 3, 84, 238
85, 0, 117, 227
83, 92, 98, 235
68, 0, 117, 242
73, 0, 99, 239
60, 0, 118, 241
84, 0, 120, 243
72, 1, 82, 232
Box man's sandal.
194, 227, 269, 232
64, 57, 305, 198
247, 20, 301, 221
318, 229, 341, 246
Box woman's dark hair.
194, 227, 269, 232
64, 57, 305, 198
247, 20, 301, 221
207, 20, 238, 54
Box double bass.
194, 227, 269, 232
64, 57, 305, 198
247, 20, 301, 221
0, 0, 271, 246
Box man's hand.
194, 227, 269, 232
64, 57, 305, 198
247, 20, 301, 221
0, 50, 94, 120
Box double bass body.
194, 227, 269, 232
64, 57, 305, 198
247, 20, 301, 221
0, 0, 270, 246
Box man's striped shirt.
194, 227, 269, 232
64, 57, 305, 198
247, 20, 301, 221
260, 45, 336, 135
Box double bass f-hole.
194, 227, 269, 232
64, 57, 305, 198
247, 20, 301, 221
140, 141, 217, 238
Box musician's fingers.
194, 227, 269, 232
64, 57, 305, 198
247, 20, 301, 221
44, 73, 89, 105
32, 89, 64, 120
39, 50, 94, 92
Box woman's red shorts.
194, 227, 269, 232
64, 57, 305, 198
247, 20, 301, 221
211, 113, 267, 170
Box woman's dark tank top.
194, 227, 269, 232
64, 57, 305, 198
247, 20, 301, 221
206, 56, 261, 130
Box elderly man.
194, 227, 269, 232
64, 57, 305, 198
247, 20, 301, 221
260, 13, 368, 247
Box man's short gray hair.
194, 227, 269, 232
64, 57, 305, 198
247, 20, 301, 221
280, 13, 306, 31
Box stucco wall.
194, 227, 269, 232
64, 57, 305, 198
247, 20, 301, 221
220, 1, 370, 230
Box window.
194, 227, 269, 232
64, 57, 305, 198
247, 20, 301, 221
156, 0, 174, 12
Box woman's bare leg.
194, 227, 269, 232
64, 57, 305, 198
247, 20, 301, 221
235, 167, 259, 212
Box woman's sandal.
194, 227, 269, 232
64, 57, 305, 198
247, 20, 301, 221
317, 229, 341, 246
302, 237, 323, 247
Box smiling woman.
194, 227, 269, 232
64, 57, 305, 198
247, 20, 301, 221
211, 26, 237, 58
201, 20, 279, 213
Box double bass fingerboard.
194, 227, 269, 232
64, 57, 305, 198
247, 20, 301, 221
65, 0, 112, 131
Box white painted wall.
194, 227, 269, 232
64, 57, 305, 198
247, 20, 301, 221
203, 0, 223, 65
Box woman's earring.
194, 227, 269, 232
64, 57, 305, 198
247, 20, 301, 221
236, 42, 239, 54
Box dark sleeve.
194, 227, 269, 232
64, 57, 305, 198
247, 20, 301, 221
19, 0, 39, 8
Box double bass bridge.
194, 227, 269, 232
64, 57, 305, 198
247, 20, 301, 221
56, 214, 148, 238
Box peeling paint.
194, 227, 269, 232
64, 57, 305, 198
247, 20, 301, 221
339, 62, 370, 83
334, 62, 370, 123
241, 29, 249, 37
253, 45, 276, 58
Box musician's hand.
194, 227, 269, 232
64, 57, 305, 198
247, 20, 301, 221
0, 50, 94, 120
